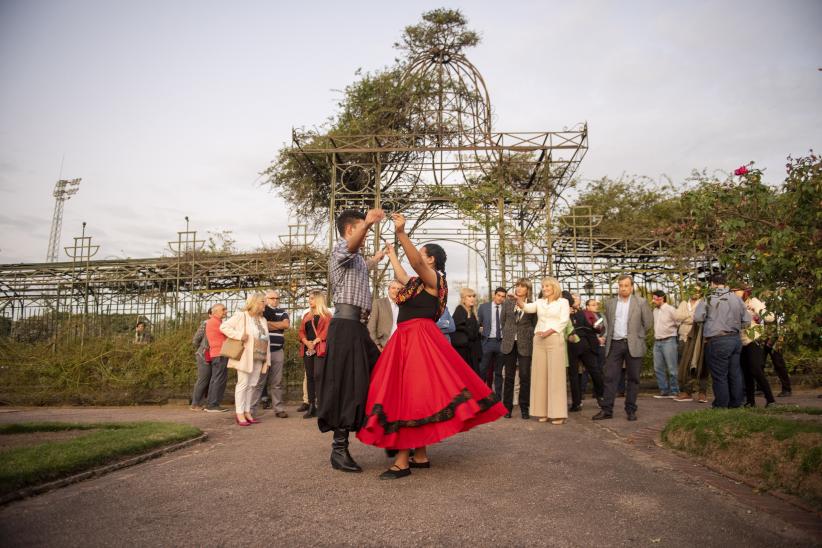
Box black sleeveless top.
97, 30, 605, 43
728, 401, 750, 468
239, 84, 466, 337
397, 287, 439, 323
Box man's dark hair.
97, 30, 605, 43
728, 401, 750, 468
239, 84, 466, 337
494, 286, 507, 295
136, 321, 145, 328
336, 209, 366, 238
652, 290, 666, 299
710, 273, 726, 286
422, 243, 447, 272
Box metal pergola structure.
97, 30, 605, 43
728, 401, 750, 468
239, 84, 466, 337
0, 223, 327, 343
289, 44, 590, 298
0, 42, 708, 346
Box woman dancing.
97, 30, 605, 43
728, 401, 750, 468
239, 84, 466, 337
357, 213, 507, 479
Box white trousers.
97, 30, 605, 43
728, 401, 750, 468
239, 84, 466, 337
235, 360, 263, 414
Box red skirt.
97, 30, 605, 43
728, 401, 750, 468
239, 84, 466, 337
356, 318, 506, 449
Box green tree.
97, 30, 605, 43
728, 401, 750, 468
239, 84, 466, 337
262, 9, 481, 226
673, 153, 822, 346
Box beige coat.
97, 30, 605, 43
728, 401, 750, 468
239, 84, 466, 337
220, 310, 271, 374
675, 299, 702, 341
368, 297, 395, 348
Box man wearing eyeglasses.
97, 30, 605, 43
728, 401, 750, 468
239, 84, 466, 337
250, 289, 290, 418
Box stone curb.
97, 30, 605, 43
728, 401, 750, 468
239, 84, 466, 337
0, 433, 208, 506
651, 436, 822, 517
601, 421, 822, 540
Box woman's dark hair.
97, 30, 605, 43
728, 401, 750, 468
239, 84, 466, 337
561, 290, 573, 303
336, 209, 366, 237
422, 243, 447, 272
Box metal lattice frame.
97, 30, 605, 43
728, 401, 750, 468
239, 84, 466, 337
291, 45, 590, 298
0, 223, 328, 343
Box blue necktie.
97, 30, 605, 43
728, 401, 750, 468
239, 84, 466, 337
495, 305, 501, 339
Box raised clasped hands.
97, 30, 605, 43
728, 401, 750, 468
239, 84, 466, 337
392, 212, 406, 233
365, 208, 385, 226
371, 246, 388, 263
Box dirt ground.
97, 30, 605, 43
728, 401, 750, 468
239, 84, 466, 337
0, 390, 819, 547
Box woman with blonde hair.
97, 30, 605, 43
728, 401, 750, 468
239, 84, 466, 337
451, 286, 482, 375
220, 293, 270, 426
299, 289, 332, 419
516, 277, 570, 425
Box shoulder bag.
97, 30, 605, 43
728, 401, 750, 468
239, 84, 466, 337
220, 313, 246, 361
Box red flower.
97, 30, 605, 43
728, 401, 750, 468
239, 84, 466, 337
734, 166, 749, 176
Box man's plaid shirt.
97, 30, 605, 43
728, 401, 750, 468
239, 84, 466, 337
330, 239, 375, 313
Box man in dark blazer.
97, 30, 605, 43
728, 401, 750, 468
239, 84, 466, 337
367, 279, 403, 351
593, 275, 653, 421
478, 287, 507, 397
499, 279, 537, 419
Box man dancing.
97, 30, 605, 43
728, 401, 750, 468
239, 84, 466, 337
317, 208, 386, 472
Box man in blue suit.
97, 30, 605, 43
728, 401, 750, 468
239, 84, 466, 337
478, 287, 507, 398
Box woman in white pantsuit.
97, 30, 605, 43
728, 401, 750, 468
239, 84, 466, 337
517, 277, 570, 425
220, 293, 270, 426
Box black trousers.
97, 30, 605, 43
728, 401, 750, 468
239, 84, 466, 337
763, 345, 791, 392
303, 353, 325, 405
502, 341, 532, 413
568, 340, 604, 408
601, 340, 643, 414
741, 342, 774, 406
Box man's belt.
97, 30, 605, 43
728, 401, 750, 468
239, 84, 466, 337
334, 303, 368, 322
704, 331, 737, 341
655, 335, 678, 341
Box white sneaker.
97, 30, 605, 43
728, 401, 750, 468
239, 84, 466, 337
652, 394, 671, 399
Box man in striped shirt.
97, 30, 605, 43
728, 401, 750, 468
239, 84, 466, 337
250, 289, 290, 418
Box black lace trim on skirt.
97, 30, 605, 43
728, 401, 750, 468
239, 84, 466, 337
370, 389, 500, 435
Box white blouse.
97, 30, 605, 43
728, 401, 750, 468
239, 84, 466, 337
520, 298, 570, 334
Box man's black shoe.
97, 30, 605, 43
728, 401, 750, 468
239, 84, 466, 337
568, 405, 582, 412
504, 411, 512, 418
296, 402, 310, 412
592, 411, 613, 420
627, 412, 637, 421
330, 429, 362, 473
777, 391, 791, 397
521, 411, 530, 420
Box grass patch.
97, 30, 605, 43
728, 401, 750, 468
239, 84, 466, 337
662, 407, 822, 510
0, 421, 201, 494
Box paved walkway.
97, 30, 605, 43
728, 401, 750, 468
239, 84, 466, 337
0, 391, 819, 547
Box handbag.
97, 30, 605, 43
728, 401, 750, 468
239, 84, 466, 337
220, 313, 246, 361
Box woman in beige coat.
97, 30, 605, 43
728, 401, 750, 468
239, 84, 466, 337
517, 277, 570, 425
220, 293, 271, 426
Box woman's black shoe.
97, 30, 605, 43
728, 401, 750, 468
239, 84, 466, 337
379, 466, 411, 480
409, 458, 430, 469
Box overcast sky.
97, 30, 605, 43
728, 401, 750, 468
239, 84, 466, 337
1, 0, 820, 267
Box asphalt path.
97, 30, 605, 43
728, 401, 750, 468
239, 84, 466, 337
0, 391, 819, 547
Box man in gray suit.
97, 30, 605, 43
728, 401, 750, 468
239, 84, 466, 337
500, 279, 537, 419
593, 275, 653, 421
368, 279, 403, 351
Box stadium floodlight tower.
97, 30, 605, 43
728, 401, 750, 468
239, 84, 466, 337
46, 178, 82, 262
